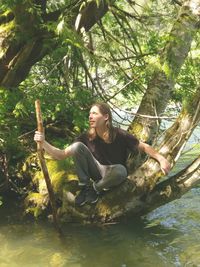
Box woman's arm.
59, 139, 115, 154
34, 131, 73, 160
138, 142, 171, 175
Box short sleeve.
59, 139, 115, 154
120, 129, 139, 152
74, 133, 87, 144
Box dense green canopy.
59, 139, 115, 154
0, 0, 200, 222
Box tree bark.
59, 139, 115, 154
0, 0, 110, 89
139, 154, 200, 216
129, 86, 200, 191
128, 0, 200, 144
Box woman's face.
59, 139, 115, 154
89, 106, 109, 128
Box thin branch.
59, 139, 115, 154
171, 0, 182, 6
108, 54, 154, 62
117, 109, 177, 120
78, 53, 107, 101
100, 27, 136, 54
111, 4, 142, 21
111, 10, 139, 55
109, 50, 132, 79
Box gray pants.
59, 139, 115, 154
70, 142, 127, 192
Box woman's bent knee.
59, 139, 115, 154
115, 164, 127, 180
70, 142, 88, 156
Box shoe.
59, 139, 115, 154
75, 186, 87, 206
86, 185, 99, 204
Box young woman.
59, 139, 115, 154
34, 103, 171, 206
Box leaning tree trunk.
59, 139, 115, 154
128, 0, 200, 144
59, 86, 200, 223
131, 86, 200, 191
141, 155, 200, 215
0, 0, 110, 89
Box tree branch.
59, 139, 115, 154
129, 86, 200, 192
75, 0, 109, 32
142, 155, 200, 214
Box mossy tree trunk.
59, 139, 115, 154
0, 0, 109, 88
128, 0, 200, 144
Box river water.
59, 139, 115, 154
1, 187, 200, 267
0, 129, 200, 267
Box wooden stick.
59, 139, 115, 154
35, 100, 61, 233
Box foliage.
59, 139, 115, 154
1, 0, 200, 217
173, 33, 200, 103
0, 0, 196, 164
0, 88, 27, 161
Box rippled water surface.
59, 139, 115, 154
1, 186, 200, 267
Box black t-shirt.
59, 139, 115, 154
75, 128, 139, 167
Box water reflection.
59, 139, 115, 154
145, 188, 200, 267
0, 219, 175, 267
2, 187, 200, 267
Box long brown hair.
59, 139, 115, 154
88, 102, 116, 142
